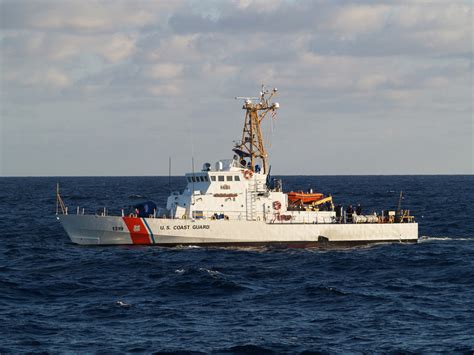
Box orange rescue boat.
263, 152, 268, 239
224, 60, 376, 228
287, 191, 325, 204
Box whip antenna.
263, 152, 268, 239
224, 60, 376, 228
168, 157, 172, 192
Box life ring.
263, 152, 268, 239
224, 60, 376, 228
244, 169, 253, 180
182, 214, 187, 219
273, 201, 282, 210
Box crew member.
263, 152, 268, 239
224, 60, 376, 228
346, 205, 354, 222
325, 201, 332, 211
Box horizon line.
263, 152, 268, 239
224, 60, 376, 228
1, 173, 473, 178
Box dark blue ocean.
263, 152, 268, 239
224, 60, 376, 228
0, 175, 473, 353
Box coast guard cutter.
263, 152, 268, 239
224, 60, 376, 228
57, 86, 418, 246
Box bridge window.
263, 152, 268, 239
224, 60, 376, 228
211, 176, 216, 181
234, 176, 240, 181
226, 176, 233, 181
218, 176, 224, 181
204, 176, 209, 181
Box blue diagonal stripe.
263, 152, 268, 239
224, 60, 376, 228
142, 218, 156, 244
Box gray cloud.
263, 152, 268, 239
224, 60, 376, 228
169, 3, 318, 34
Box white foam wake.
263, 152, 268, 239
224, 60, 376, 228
419, 236, 473, 242
115, 300, 132, 308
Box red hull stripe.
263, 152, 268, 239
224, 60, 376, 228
122, 217, 151, 245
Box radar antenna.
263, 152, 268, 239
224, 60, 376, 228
233, 85, 279, 174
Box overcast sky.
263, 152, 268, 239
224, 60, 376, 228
1, 0, 472, 176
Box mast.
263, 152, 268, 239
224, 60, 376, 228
234, 85, 279, 174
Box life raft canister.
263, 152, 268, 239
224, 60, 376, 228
273, 201, 282, 210
244, 169, 254, 179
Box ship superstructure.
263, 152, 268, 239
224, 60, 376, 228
57, 86, 418, 246
167, 87, 333, 224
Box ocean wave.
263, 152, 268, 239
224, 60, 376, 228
167, 267, 245, 294
220, 344, 274, 354
128, 194, 146, 199
173, 267, 224, 279
305, 285, 349, 296
199, 267, 222, 277
67, 195, 91, 201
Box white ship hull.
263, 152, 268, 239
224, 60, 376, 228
58, 215, 418, 247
